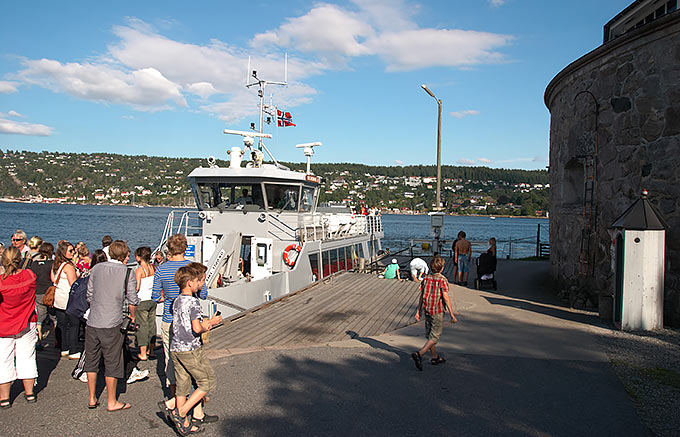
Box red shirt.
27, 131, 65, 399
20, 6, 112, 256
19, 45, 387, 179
420, 273, 448, 315
0, 269, 37, 336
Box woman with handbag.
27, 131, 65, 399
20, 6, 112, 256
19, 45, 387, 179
51, 241, 79, 359
0, 247, 39, 408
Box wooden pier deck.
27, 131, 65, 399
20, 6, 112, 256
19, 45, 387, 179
207, 258, 457, 351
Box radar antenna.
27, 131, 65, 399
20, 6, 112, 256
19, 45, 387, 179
295, 142, 322, 174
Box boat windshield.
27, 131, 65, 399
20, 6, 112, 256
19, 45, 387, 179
300, 186, 315, 212
265, 184, 299, 211
197, 182, 265, 210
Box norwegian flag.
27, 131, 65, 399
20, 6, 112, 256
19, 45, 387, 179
277, 109, 296, 127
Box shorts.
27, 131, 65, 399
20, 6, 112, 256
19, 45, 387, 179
84, 326, 124, 378
0, 323, 38, 384
458, 254, 469, 273
171, 347, 217, 397
425, 312, 444, 344
36, 300, 49, 325
161, 321, 176, 386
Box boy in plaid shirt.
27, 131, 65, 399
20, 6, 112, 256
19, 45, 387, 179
411, 255, 457, 370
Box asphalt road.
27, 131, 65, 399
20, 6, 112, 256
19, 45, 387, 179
0, 260, 650, 436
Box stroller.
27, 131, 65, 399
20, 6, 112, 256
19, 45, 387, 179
474, 252, 497, 290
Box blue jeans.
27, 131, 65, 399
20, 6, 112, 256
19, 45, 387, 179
458, 254, 469, 274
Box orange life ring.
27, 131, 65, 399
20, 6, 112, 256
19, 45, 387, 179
283, 244, 302, 268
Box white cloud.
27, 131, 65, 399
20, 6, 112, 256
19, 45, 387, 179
490, 0, 507, 7
187, 82, 218, 99
122, 115, 135, 120
0, 81, 19, 93
251, 4, 373, 60
350, 0, 418, 32
0, 118, 53, 136
498, 156, 547, 164
478, 158, 492, 164
450, 109, 480, 119
394, 159, 404, 165
7, 110, 24, 118
18, 58, 186, 110
367, 29, 512, 71
9, 5, 513, 122
457, 158, 476, 165
252, 2, 513, 71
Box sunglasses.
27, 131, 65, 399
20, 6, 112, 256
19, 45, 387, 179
12, 238, 25, 242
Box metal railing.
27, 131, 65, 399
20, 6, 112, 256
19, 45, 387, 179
155, 209, 202, 254
298, 214, 383, 242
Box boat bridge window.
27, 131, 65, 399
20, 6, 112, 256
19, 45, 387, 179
300, 186, 316, 212
265, 184, 300, 211
196, 182, 265, 211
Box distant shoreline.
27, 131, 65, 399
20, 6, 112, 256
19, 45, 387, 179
0, 197, 548, 219
0, 197, 179, 208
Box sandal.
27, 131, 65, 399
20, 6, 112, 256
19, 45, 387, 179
430, 356, 446, 365
107, 402, 131, 412
192, 413, 218, 424
88, 401, 100, 409
25, 393, 37, 403
411, 352, 423, 371
158, 400, 172, 423
170, 408, 194, 437
0, 399, 10, 409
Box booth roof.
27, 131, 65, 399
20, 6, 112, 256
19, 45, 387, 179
611, 195, 668, 230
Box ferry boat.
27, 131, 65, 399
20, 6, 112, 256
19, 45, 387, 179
155, 69, 384, 318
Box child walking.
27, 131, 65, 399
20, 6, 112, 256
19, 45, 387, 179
412, 255, 457, 371
169, 263, 222, 436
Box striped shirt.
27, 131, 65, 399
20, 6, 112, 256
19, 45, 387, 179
151, 260, 208, 323
420, 273, 448, 315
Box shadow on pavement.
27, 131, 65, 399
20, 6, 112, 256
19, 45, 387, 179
483, 296, 603, 326
215, 345, 647, 436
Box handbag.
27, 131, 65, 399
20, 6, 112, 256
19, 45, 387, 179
43, 262, 66, 308
120, 268, 137, 333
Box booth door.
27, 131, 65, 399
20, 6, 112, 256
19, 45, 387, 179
614, 234, 624, 324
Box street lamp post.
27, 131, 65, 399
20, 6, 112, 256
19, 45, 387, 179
421, 84, 442, 211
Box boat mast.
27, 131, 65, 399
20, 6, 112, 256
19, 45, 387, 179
246, 55, 288, 151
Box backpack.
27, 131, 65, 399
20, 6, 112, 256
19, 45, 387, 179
65, 276, 90, 320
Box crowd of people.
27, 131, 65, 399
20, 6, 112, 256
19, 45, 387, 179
0, 230, 221, 435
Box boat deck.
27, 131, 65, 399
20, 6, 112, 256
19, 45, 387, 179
207, 258, 456, 350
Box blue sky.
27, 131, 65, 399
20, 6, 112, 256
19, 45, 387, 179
0, 0, 632, 170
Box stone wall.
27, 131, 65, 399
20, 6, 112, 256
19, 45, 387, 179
544, 13, 680, 326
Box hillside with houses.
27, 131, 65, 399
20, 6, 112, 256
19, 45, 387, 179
0, 149, 548, 215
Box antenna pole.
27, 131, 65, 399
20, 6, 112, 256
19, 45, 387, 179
246, 57, 251, 86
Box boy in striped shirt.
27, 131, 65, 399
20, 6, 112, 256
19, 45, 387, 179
411, 255, 457, 371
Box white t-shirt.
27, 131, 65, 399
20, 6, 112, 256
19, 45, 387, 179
102, 246, 110, 260
409, 258, 429, 274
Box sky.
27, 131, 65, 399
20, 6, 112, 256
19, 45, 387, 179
0, 0, 633, 170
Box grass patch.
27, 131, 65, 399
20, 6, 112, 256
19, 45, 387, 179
640, 367, 680, 389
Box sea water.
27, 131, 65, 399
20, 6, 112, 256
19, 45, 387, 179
0, 202, 548, 259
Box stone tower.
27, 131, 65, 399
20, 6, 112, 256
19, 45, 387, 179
544, 2, 680, 325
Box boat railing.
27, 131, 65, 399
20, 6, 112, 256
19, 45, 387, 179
299, 213, 383, 242
155, 209, 202, 254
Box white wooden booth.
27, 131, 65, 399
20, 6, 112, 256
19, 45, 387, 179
610, 191, 668, 330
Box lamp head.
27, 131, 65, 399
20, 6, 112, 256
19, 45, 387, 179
421, 84, 436, 98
